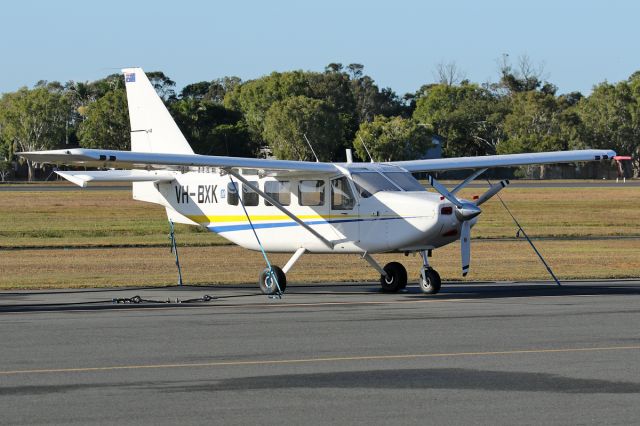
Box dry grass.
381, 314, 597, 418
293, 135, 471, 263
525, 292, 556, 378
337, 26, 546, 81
1, 183, 639, 289
1, 239, 639, 289
0, 190, 226, 247
1, 186, 639, 249
459, 187, 640, 238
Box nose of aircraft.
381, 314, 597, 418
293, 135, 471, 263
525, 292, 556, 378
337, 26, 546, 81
455, 202, 482, 221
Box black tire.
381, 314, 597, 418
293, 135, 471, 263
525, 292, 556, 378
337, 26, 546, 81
259, 266, 287, 295
380, 262, 408, 293
420, 268, 441, 295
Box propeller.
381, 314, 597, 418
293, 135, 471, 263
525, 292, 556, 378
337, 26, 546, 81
428, 175, 510, 276
475, 179, 510, 206
461, 220, 471, 276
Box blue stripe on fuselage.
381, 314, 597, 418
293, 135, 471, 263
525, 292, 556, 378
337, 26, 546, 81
208, 216, 416, 233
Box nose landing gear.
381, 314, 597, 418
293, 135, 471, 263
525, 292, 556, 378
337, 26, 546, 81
420, 267, 441, 294
419, 250, 441, 294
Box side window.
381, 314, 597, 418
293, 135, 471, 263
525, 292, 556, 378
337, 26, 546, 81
298, 180, 325, 206
331, 177, 355, 210
265, 181, 290, 206
227, 182, 238, 206
242, 181, 259, 206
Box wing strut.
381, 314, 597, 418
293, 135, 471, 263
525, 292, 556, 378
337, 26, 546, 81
229, 174, 283, 298
489, 179, 562, 287
225, 169, 335, 249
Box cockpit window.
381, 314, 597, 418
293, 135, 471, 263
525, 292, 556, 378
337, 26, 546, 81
351, 172, 400, 198
383, 172, 426, 192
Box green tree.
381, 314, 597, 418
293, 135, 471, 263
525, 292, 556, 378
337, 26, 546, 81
350, 74, 406, 123
224, 71, 311, 140
146, 71, 176, 101
577, 77, 640, 175
0, 159, 13, 182
180, 77, 242, 103
209, 122, 257, 157
224, 65, 406, 153
78, 89, 130, 150
0, 87, 69, 180
353, 116, 432, 162
263, 96, 344, 161
169, 97, 256, 155
413, 83, 505, 157
498, 91, 577, 154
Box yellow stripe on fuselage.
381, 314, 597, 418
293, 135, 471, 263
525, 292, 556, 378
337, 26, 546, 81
187, 214, 358, 223
185, 213, 406, 224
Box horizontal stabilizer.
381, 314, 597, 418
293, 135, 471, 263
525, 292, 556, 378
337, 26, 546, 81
56, 170, 175, 187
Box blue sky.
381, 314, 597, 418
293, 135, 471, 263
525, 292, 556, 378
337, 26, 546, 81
2, 0, 639, 96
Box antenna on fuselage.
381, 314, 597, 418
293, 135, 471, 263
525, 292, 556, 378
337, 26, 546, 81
358, 135, 375, 163
303, 133, 320, 162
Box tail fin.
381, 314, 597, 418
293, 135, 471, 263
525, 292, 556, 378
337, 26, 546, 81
122, 67, 194, 154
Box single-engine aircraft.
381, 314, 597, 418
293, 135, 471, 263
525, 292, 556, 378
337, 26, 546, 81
19, 68, 615, 295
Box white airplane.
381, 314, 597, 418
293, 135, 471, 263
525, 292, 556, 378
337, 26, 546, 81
19, 68, 615, 295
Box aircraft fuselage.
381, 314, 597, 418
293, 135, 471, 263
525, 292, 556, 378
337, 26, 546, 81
132, 165, 471, 255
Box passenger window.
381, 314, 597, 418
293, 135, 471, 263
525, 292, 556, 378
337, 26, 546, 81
227, 182, 238, 206
298, 180, 325, 206
242, 181, 259, 206
265, 181, 290, 206
331, 177, 355, 210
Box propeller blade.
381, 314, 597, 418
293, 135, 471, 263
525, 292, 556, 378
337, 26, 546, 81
475, 179, 510, 206
461, 220, 471, 276
428, 175, 462, 208
451, 168, 488, 194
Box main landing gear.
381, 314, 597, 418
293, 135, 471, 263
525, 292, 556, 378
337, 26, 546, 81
259, 265, 286, 295
364, 251, 442, 295
257, 248, 306, 295
380, 262, 408, 293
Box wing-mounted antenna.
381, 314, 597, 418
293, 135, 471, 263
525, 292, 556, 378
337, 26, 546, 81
358, 135, 375, 163
303, 134, 320, 162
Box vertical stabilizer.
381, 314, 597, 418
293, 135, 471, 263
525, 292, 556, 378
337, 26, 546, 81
122, 67, 194, 154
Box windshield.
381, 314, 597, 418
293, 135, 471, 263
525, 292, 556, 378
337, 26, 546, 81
383, 172, 426, 192
351, 172, 400, 198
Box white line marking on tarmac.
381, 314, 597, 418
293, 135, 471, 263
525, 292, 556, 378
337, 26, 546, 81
1, 345, 639, 376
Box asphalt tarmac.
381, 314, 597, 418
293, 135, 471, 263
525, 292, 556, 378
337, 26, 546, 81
1, 280, 640, 425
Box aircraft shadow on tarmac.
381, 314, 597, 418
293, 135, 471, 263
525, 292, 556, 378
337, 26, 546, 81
396, 281, 640, 300
3, 368, 639, 396
293, 281, 640, 300
154, 368, 640, 395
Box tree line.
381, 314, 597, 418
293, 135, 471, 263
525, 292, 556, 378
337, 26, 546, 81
1, 56, 639, 181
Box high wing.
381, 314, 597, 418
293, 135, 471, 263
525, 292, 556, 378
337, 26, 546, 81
388, 149, 616, 172
18, 148, 338, 174
19, 147, 615, 176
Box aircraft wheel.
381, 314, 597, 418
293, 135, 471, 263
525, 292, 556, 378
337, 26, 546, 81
259, 266, 287, 295
420, 268, 441, 295
380, 262, 407, 293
